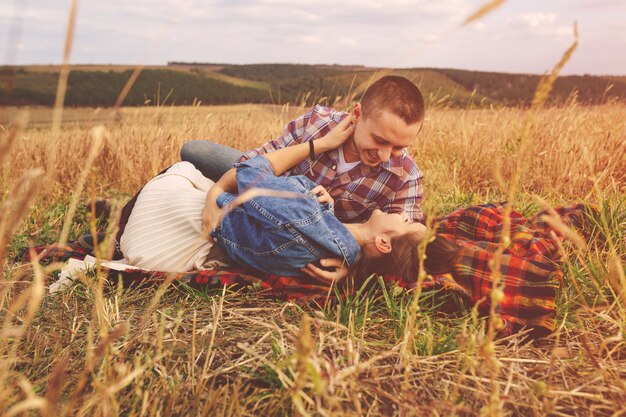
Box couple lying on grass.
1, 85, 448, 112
41, 75, 591, 338
120, 75, 443, 284
121, 117, 445, 284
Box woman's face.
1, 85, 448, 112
367, 209, 425, 239
360, 209, 425, 259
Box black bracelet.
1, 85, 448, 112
309, 140, 315, 162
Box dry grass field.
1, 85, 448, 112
1, 101, 625, 416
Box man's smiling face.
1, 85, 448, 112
344, 103, 423, 166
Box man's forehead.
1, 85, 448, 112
367, 111, 422, 145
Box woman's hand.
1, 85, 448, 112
311, 185, 333, 205
301, 258, 350, 284
202, 187, 223, 236
201, 195, 221, 235
202, 168, 237, 236
315, 114, 356, 152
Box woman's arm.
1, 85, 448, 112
202, 115, 354, 232
264, 114, 354, 176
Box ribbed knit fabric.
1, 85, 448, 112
120, 162, 216, 272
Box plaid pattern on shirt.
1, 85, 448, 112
27, 203, 595, 338
239, 104, 425, 223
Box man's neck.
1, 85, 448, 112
342, 136, 361, 163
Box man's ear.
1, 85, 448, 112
352, 103, 362, 122
374, 236, 392, 254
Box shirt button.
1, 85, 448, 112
332, 165, 336, 170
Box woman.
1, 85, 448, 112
119, 115, 432, 281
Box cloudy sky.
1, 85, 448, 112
2, 0, 625, 75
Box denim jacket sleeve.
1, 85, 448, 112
215, 156, 273, 209
216, 156, 318, 219
233, 155, 276, 194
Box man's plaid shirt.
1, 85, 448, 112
238, 105, 424, 223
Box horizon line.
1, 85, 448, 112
2, 62, 625, 78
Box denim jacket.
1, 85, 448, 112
211, 156, 361, 277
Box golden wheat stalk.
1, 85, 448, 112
534, 195, 587, 250
0, 169, 43, 266
608, 256, 626, 308
58, 126, 106, 244
48, 0, 79, 176
481, 20, 579, 417
463, 0, 507, 25
0, 111, 28, 167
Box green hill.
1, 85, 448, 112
317, 69, 490, 107
435, 69, 626, 105
1, 64, 624, 108
0, 68, 271, 107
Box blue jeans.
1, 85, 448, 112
180, 140, 244, 182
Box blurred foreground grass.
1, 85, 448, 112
1, 103, 625, 416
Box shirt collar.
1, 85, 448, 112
325, 148, 406, 177
379, 151, 408, 177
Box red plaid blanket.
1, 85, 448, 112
24, 203, 593, 337
423, 203, 591, 337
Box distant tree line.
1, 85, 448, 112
1, 64, 624, 108
436, 69, 626, 105
1, 69, 271, 107
218, 64, 348, 103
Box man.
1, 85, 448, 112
181, 75, 426, 281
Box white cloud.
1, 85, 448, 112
0, 10, 33, 19
517, 12, 557, 28
339, 38, 358, 47
403, 32, 443, 46
0, 4, 65, 23
513, 12, 575, 40
2, 0, 624, 74
298, 36, 322, 44
300, 12, 322, 23
578, 0, 626, 10
472, 22, 486, 32
552, 25, 574, 38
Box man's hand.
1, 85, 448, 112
311, 185, 333, 205
301, 258, 350, 284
